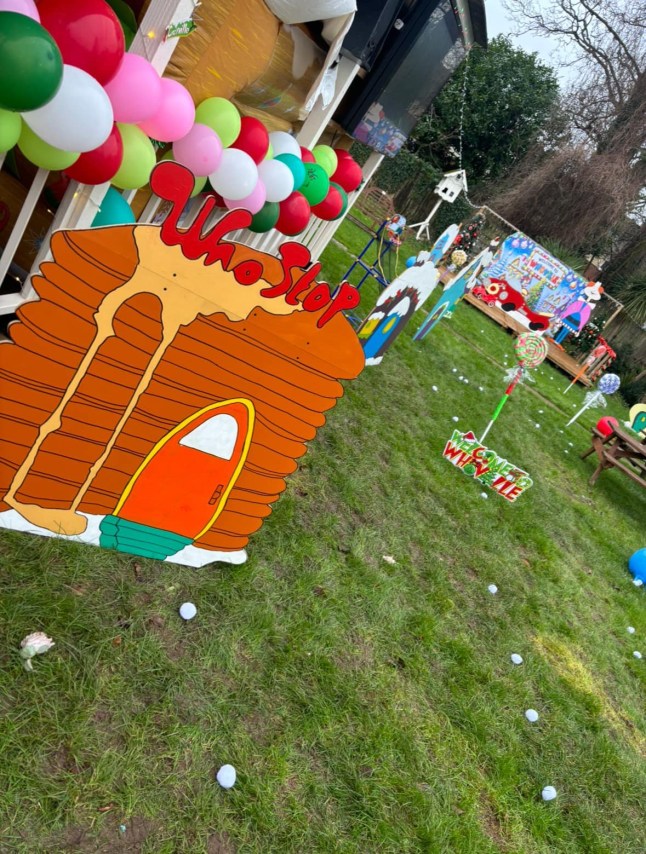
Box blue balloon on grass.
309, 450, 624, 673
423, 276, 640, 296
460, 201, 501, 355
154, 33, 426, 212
92, 187, 136, 227
405, 256, 416, 268
628, 548, 646, 582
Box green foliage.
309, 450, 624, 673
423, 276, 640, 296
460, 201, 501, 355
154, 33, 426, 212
536, 237, 588, 274
410, 37, 560, 185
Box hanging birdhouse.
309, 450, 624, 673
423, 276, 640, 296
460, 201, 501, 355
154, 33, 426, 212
434, 170, 468, 203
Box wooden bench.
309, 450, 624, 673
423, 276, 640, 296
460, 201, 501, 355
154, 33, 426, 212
580, 426, 646, 488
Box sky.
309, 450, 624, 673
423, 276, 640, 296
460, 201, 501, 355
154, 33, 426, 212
483, 0, 573, 84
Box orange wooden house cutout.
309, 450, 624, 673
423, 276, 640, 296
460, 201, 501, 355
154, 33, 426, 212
0, 162, 364, 566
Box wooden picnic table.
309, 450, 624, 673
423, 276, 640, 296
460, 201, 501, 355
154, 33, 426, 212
580, 425, 646, 487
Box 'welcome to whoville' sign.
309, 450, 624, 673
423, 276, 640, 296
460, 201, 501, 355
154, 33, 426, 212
442, 430, 533, 502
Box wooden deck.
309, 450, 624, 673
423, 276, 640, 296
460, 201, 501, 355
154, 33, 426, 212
463, 293, 591, 385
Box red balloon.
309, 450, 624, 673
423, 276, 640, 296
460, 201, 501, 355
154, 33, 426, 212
596, 416, 619, 437
300, 146, 316, 163
231, 116, 269, 164
276, 192, 311, 235
331, 156, 362, 193
65, 123, 123, 184
38, 0, 125, 86
334, 148, 353, 160
311, 184, 343, 220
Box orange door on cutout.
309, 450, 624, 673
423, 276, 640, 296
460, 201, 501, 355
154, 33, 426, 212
115, 399, 254, 540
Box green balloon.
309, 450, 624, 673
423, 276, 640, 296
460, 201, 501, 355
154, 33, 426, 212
92, 186, 136, 227
112, 124, 156, 190
18, 121, 79, 170
0, 108, 21, 152
275, 153, 305, 190
300, 163, 329, 206
195, 98, 241, 149
0, 12, 63, 112
312, 144, 337, 177
249, 201, 279, 233
332, 182, 348, 220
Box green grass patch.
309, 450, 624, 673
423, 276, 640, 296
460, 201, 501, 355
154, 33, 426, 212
0, 222, 644, 853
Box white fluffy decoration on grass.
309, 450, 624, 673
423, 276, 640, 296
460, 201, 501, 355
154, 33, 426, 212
19, 632, 55, 672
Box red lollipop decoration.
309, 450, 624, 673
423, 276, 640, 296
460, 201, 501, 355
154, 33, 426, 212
65, 123, 123, 184
311, 183, 343, 220
231, 116, 269, 164
38, 0, 125, 86
300, 146, 316, 163
331, 156, 362, 193
276, 191, 311, 235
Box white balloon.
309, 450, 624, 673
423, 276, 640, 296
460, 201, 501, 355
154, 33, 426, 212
216, 764, 236, 788
209, 149, 258, 200
22, 65, 113, 153
258, 159, 294, 202
269, 130, 300, 158
179, 602, 197, 620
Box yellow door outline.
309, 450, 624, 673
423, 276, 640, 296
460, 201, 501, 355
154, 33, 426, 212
114, 398, 255, 539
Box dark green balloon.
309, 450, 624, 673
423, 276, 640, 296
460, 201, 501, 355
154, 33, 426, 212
332, 182, 348, 219
0, 12, 63, 112
249, 201, 279, 233
300, 163, 329, 206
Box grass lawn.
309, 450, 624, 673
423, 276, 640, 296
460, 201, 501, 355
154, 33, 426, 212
1, 220, 645, 854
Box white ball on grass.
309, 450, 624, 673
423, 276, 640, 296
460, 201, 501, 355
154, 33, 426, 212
535, 423, 541, 429
478, 386, 484, 392
627, 626, 636, 634
452, 416, 459, 422
487, 584, 498, 594
510, 653, 523, 665
525, 709, 539, 723
216, 764, 237, 788
633, 579, 643, 587
633, 651, 643, 659
480, 492, 488, 499
179, 602, 197, 620
463, 378, 469, 384
541, 786, 557, 801
452, 368, 457, 373
432, 385, 438, 392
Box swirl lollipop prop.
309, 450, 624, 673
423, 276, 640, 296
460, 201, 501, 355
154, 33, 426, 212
566, 372, 620, 427
481, 333, 548, 442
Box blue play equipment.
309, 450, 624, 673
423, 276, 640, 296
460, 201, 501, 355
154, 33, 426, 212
342, 219, 403, 327
628, 548, 646, 582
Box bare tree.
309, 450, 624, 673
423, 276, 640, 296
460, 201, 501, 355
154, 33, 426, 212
502, 0, 645, 145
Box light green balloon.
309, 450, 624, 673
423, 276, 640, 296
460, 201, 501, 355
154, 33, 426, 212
0, 109, 21, 153
312, 145, 338, 178
195, 97, 241, 148
112, 124, 156, 190
18, 121, 79, 170
265, 142, 274, 160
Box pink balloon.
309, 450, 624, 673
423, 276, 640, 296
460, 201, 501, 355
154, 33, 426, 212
104, 54, 162, 124
172, 123, 222, 177
224, 180, 267, 215
0, 0, 39, 19
138, 78, 195, 143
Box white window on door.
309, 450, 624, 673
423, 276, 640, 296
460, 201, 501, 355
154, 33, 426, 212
179, 413, 238, 460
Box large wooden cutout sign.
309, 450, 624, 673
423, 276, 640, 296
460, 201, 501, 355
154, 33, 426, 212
0, 163, 364, 566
